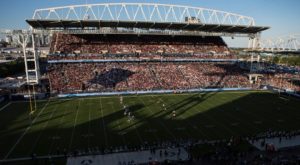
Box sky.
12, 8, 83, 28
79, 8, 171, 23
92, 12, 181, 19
0, 0, 299, 47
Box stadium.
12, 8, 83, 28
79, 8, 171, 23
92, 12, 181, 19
0, 2, 300, 165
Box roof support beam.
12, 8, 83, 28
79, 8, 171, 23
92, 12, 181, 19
36, 20, 45, 29
207, 25, 220, 31
26, 19, 269, 34
79, 20, 84, 29
32, 3, 256, 26
181, 23, 190, 30
59, 20, 66, 29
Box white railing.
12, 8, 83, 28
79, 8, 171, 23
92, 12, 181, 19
32, 3, 255, 26
258, 34, 300, 51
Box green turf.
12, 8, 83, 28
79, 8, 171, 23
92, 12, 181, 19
0, 91, 300, 160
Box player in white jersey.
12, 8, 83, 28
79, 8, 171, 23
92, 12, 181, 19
120, 96, 123, 104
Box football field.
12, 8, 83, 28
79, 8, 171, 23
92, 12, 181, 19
0, 91, 300, 160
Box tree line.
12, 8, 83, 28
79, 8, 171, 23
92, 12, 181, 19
271, 55, 300, 66
0, 59, 25, 78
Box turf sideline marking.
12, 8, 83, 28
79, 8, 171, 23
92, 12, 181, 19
4, 100, 50, 160
47, 100, 70, 154
163, 96, 209, 139
153, 95, 193, 138
110, 100, 127, 145
126, 99, 160, 142
88, 102, 91, 148
126, 100, 144, 144
99, 97, 108, 148
9, 90, 271, 103
213, 94, 254, 133
0, 102, 11, 112
196, 98, 238, 136
138, 97, 176, 139
68, 99, 81, 150
131, 115, 144, 144
29, 104, 58, 154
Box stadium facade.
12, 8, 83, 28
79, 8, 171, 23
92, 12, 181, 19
2, 3, 300, 165
22, 3, 299, 96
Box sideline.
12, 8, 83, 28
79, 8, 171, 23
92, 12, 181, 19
3, 100, 50, 160
0, 154, 64, 163
58, 88, 254, 97
0, 102, 11, 112
11, 89, 269, 103
250, 135, 300, 151
67, 147, 188, 165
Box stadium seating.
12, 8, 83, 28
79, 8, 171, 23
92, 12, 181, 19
47, 62, 252, 93
49, 33, 233, 60
263, 73, 300, 92
47, 33, 300, 94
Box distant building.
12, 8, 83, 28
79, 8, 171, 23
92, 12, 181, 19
5, 36, 12, 44
185, 17, 201, 23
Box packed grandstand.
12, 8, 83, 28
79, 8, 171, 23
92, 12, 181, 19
1, 2, 300, 165
46, 33, 300, 94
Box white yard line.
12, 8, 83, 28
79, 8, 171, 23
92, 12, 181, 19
216, 97, 258, 133
131, 122, 143, 144
126, 99, 159, 142
99, 97, 108, 147
229, 94, 267, 124
68, 99, 81, 150
88, 102, 91, 148
0, 102, 11, 112
0, 154, 65, 163
9, 90, 269, 103
126, 100, 143, 144
110, 101, 127, 145
161, 96, 208, 139
4, 100, 50, 160
233, 92, 283, 128
244, 94, 284, 128
196, 99, 238, 136
29, 104, 58, 154
47, 100, 70, 154
153, 95, 193, 137
138, 97, 176, 139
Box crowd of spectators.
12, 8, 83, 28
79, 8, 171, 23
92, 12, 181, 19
47, 53, 236, 61
262, 73, 300, 92
46, 33, 300, 94
49, 33, 231, 60
47, 62, 251, 93
247, 63, 300, 92
47, 61, 300, 94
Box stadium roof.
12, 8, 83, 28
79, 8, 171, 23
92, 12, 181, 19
26, 19, 269, 34
27, 3, 269, 34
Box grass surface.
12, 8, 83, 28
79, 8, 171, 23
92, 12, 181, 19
0, 91, 300, 159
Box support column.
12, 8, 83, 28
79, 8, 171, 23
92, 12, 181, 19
248, 33, 261, 50
32, 33, 40, 84
17, 34, 30, 83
